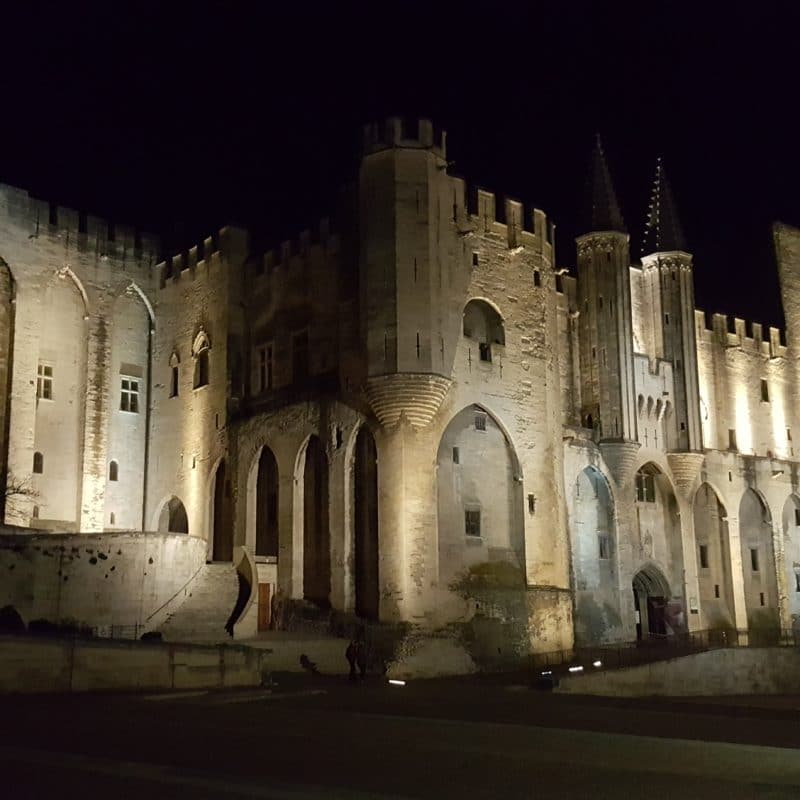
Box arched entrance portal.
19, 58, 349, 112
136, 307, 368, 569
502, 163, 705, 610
570, 467, 620, 645
632, 565, 671, 639
255, 447, 279, 558
693, 483, 734, 630
158, 496, 189, 534
303, 436, 330, 606
212, 459, 233, 561
353, 427, 379, 620
781, 494, 800, 621
436, 406, 525, 596
739, 489, 779, 638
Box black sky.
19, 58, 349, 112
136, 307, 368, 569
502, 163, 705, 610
3, 2, 798, 329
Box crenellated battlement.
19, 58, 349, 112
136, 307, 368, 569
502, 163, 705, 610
251, 218, 339, 279
695, 309, 787, 358
447, 176, 555, 256
0, 182, 160, 265
362, 117, 446, 159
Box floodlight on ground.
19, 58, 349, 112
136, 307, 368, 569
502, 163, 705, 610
388, 679, 406, 686
568, 666, 584, 673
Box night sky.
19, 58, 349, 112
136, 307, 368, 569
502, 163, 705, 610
3, 3, 798, 329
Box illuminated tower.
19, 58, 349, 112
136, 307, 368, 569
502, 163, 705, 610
576, 137, 638, 473
640, 159, 702, 452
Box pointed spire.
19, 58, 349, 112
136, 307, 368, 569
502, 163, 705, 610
585, 134, 626, 234
642, 157, 687, 254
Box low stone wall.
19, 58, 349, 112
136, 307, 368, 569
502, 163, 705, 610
555, 647, 800, 696
0, 636, 266, 693
0, 528, 207, 630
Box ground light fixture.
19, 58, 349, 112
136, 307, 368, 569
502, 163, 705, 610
388, 679, 406, 686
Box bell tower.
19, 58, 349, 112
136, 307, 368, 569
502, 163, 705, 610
640, 159, 702, 452
576, 137, 638, 449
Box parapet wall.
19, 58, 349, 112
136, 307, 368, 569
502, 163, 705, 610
0, 529, 207, 629
0, 182, 160, 266
695, 309, 787, 359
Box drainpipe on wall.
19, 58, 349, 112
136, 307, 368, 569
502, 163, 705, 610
141, 323, 153, 532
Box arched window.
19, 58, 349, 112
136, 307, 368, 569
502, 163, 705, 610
192, 331, 211, 389
169, 352, 180, 398
33, 452, 44, 474
462, 299, 505, 363
109, 460, 119, 481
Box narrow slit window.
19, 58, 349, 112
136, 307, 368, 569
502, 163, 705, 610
714, 584, 720, 598
33, 451, 44, 474
528, 493, 535, 514
750, 547, 759, 572
728, 429, 738, 451
794, 508, 800, 527
760, 379, 769, 402
699, 544, 709, 569
472, 252, 479, 267
452, 446, 460, 464
533, 270, 541, 287
170, 365, 179, 398
109, 461, 118, 482
598, 533, 610, 560
759, 592, 765, 606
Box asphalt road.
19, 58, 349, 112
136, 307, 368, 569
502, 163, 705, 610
3, 674, 800, 799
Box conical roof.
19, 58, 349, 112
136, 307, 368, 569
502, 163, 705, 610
584, 134, 626, 234
642, 158, 687, 254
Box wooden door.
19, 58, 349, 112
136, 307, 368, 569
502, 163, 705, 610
258, 583, 271, 631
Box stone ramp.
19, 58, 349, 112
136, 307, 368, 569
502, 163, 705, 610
158, 562, 241, 644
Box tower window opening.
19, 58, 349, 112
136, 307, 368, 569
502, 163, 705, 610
750, 547, 760, 572
665, 313, 670, 325
598, 296, 603, 310
109, 460, 118, 482
120, 378, 140, 413
194, 349, 210, 388
472, 252, 479, 267
36, 363, 54, 400
794, 507, 800, 526
787, 428, 793, 442
452, 446, 460, 464
110, 512, 116, 525
474, 413, 487, 432
635, 471, 656, 503
479, 342, 492, 362
728, 429, 738, 451
675, 358, 681, 371
760, 379, 770, 403
33, 451, 44, 474
592, 346, 596, 360
416, 332, 421, 359
598, 533, 610, 559
32, 505, 39, 519
256, 344, 273, 392
714, 584, 720, 598
528, 493, 535, 514
699, 544, 709, 568
680, 421, 686, 431
533, 270, 541, 287
796, 573, 800, 592
464, 508, 481, 538
760, 592, 765, 606
170, 365, 179, 397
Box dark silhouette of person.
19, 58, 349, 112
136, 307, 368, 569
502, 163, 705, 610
299, 653, 319, 675
345, 628, 368, 681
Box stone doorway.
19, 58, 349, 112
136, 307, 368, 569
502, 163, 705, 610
632, 565, 671, 640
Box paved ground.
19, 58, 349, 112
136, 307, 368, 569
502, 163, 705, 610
3, 674, 800, 798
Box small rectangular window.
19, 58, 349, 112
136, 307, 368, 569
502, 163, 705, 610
699, 544, 709, 569
452, 446, 460, 464
472, 252, 479, 267
120, 378, 140, 413
750, 547, 759, 572
675, 358, 681, 371
36, 363, 54, 401
533, 270, 541, 287
760, 379, 769, 402
170, 365, 179, 398
794, 508, 800, 527
465, 509, 481, 537
680, 421, 686, 431
759, 592, 765, 607
664, 313, 670, 325
598, 533, 610, 560
728, 428, 738, 451
527, 493, 535, 514
256, 344, 274, 392
474, 413, 487, 432
714, 584, 720, 598
478, 342, 492, 362
795, 573, 800, 592
788, 428, 793, 442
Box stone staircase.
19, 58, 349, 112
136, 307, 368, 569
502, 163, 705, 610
158, 562, 243, 644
